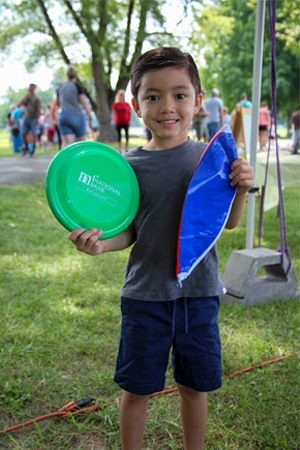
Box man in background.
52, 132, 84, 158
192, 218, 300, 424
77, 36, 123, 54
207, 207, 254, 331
18, 83, 41, 156
204, 88, 224, 140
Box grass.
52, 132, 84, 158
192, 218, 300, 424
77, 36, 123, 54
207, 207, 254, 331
0, 128, 147, 157
0, 132, 299, 449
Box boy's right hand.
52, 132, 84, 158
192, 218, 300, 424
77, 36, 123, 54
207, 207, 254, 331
69, 228, 106, 256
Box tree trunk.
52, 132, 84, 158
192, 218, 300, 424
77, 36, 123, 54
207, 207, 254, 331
91, 54, 117, 142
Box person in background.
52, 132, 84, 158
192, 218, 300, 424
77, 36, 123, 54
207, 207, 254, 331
204, 88, 224, 140
6, 106, 15, 148
223, 107, 232, 128
192, 104, 208, 142
50, 94, 62, 150
111, 89, 131, 152
291, 105, 300, 155
57, 66, 92, 148
43, 104, 56, 148
236, 92, 252, 109
18, 83, 41, 156
10, 105, 24, 153
258, 101, 271, 151
69, 47, 255, 450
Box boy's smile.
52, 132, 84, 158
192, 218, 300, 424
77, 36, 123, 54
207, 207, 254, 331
132, 67, 202, 150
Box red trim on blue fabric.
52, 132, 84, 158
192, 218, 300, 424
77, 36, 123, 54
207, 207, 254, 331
175, 129, 224, 279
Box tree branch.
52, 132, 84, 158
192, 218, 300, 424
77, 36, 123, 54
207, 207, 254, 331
118, 0, 134, 77
62, 0, 90, 40
35, 0, 72, 65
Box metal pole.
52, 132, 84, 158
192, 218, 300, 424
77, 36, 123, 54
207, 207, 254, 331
246, 0, 266, 248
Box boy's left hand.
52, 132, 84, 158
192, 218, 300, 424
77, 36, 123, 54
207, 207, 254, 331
229, 158, 255, 194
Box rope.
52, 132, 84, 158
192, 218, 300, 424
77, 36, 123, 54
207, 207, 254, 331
0, 352, 296, 436
258, 0, 292, 273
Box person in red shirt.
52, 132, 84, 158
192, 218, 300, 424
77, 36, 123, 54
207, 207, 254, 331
112, 89, 131, 152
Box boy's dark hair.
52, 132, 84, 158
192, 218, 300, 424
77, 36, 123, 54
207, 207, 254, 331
131, 47, 201, 97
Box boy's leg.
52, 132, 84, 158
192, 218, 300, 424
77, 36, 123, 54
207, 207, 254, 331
115, 297, 174, 449
177, 384, 207, 450
173, 297, 221, 449
120, 390, 150, 450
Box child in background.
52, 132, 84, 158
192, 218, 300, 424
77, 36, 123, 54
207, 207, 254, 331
223, 106, 232, 128
69, 47, 254, 450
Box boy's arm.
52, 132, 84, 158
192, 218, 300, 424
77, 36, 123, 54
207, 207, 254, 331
225, 158, 255, 229
69, 225, 135, 256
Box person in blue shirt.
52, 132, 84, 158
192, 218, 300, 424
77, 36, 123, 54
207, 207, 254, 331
10, 106, 24, 153
236, 92, 252, 109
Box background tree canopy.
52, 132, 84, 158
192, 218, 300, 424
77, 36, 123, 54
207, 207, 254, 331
191, 0, 300, 118
0, 0, 298, 134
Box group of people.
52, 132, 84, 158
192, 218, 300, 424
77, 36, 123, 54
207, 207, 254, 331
7, 69, 299, 159
7, 66, 133, 156
192, 90, 252, 143
7, 83, 62, 155
192, 89, 299, 155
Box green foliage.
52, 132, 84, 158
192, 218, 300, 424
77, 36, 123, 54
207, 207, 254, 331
276, 0, 300, 56
191, 0, 299, 117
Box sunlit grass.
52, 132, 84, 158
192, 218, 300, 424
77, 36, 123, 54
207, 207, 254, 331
0, 180, 299, 448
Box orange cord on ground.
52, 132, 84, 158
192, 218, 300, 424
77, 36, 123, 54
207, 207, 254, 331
0, 353, 296, 436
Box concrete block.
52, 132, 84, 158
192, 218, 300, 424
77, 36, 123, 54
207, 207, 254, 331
221, 247, 299, 306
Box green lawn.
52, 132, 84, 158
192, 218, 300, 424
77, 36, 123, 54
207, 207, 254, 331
0, 135, 299, 449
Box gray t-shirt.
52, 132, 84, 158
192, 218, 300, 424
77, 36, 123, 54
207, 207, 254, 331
204, 96, 224, 124
58, 81, 84, 113
122, 139, 226, 301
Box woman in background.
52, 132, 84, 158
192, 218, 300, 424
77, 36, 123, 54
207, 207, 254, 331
111, 89, 131, 152
58, 66, 91, 148
258, 101, 271, 151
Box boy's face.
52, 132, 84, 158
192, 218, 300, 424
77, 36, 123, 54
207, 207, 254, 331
132, 67, 202, 149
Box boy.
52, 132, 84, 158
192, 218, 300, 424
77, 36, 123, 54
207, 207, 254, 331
70, 47, 254, 450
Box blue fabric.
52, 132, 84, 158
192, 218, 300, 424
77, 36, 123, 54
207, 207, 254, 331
114, 296, 222, 395
176, 126, 238, 283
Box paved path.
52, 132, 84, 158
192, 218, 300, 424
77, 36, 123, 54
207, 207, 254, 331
0, 139, 298, 186
0, 155, 54, 185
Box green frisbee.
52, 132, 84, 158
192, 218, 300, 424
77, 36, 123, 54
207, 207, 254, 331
45, 141, 140, 239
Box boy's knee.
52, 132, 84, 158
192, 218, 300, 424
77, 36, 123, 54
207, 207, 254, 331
121, 390, 151, 405
177, 383, 207, 400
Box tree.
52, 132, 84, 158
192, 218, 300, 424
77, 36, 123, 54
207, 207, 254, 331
0, 0, 186, 140
190, 0, 299, 119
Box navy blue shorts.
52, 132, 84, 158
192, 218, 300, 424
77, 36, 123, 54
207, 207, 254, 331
114, 296, 222, 395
